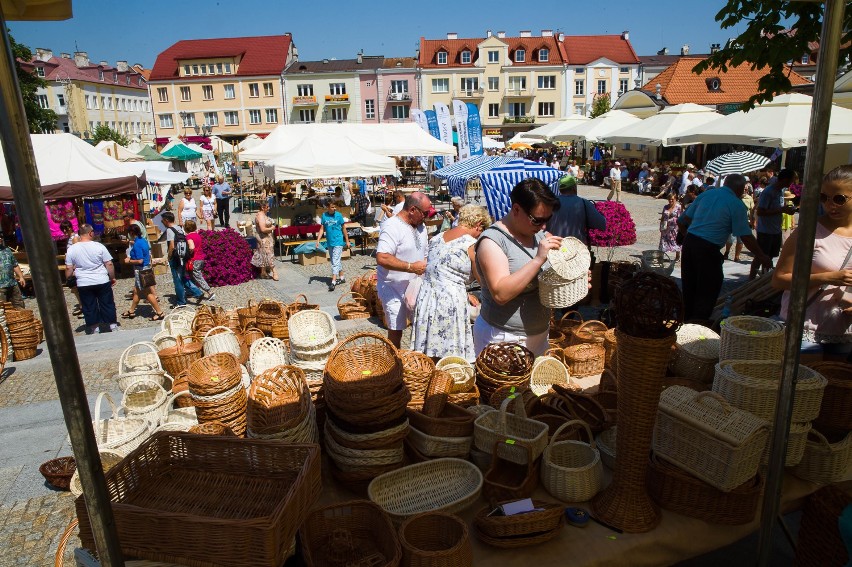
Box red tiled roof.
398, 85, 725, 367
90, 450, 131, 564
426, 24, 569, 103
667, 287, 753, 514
640, 58, 811, 105
150, 35, 293, 80
418, 35, 567, 68
382, 57, 417, 69
562, 35, 640, 65
21, 56, 147, 89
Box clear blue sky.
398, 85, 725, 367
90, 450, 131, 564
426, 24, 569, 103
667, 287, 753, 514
9, 0, 741, 67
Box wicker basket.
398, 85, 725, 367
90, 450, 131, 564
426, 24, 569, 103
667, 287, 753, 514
256, 299, 286, 334
719, 315, 785, 361
563, 343, 605, 378
246, 365, 310, 437
472, 499, 563, 543
571, 320, 608, 346
541, 420, 603, 503
654, 386, 770, 492
401, 350, 435, 407
435, 356, 475, 394
69, 450, 124, 498
286, 293, 320, 317
538, 238, 591, 309
288, 309, 337, 352
399, 512, 472, 567
791, 430, 852, 485
325, 426, 405, 470
406, 403, 476, 439
187, 352, 242, 395
338, 291, 371, 320
120, 378, 170, 427
300, 500, 401, 567
191, 306, 218, 335
325, 332, 403, 399
596, 426, 617, 470
202, 325, 242, 359
475, 342, 534, 402
5, 308, 34, 326
647, 452, 762, 525
712, 360, 827, 423
157, 336, 203, 377
118, 342, 162, 375
92, 392, 150, 455
188, 420, 235, 435
368, 458, 483, 523
762, 420, 811, 467
407, 425, 472, 459
530, 355, 572, 396
241, 326, 265, 348
326, 417, 409, 450
640, 250, 676, 276
116, 368, 172, 393
483, 441, 540, 502
669, 324, 720, 385
603, 328, 617, 369
808, 361, 852, 431
39, 456, 76, 490
75, 433, 321, 567
237, 299, 258, 328
249, 337, 289, 376
474, 395, 548, 465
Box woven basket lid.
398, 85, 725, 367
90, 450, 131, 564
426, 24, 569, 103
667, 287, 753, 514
676, 324, 720, 359
658, 386, 769, 446
545, 237, 591, 280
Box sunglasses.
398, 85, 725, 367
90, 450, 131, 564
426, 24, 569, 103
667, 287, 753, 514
412, 205, 429, 217
526, 212, 552, 226
820, 193, 851, 206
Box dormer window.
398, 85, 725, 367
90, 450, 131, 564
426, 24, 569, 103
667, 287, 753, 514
98, 69, 104, 80
35, 66, 45, 77
437, 51, 448, 65
515, 49, 526, 63
461, 50, 471, 64
126, 75, 131, 85
113, 72, 118, 83
538, 48, 549, 62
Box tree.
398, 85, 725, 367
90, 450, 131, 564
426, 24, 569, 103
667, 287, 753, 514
91, 125, 129, 147
9, 31, 57, 133
590, 93, 611, 118
693, 1, 852, 110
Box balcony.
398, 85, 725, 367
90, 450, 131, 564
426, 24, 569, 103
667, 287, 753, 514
504, 87, 535, 98
387, 91, 412, 102
502, 115, 536, 124
292, 95, 318, 106
452, 88, 485, 99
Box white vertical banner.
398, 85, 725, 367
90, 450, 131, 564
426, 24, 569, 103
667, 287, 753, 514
452, 99, 470, 160
410, 109, 431, 170
433, 103, 456, 166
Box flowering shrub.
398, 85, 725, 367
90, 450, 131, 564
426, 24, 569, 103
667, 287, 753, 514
200, 228, 254, 286
589, 201, 637, 250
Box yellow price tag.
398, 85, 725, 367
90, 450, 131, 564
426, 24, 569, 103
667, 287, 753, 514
211, 376, 219, 382
505, 439, 516, 445
749, 330, 758, 335
362, 370, 372, 376
560, 247, 568, 253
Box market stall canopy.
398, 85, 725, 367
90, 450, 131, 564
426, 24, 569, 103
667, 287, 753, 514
95, 140, 144, 162
135, 145, 170, 161
431, 155, 513, 198
506, 133, 540, 145
161, 143, 203, 161
208, 135, 232, 154
119, 160, 193, 185
671, 93, 852, 149
185, 143, 214, 157
241, 123, 456, 161
552, 109, 643, 143
482, 136, 503, 149
478, 159, 563, 220
598, 103, 723, 147
261, 132, 397, 181
524, 116, 590, 140
0, 134, 144, 201
238, 134, 264, 152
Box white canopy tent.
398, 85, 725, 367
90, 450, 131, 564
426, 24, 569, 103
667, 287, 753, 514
482, 136, 503, 149
507, 132, 541, 145
126, 140, 152, 154
261, 133, 398, 181
119, 160, 192, 185
238, 134, 264, 152
185, 143, 214, 157
598, 103, 723, 147
552, 109, 643, 143
208, 135, 232, 154
94, 140, 144, 162
524, 116, 591, 140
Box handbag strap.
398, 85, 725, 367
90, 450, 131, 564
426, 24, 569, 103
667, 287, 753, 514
802, 242, 852, 310
478, 225, 537, 261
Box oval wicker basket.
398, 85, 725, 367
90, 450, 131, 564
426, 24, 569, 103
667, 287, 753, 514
537, 238, 591, 309
286, 293, 320, 317
407, 425, 472, 459
530, 355, 572, 396
473, 499, 563, 541
249, 337, 289, 376
92, 392, 150, 455
118, 342, 162, 375
120, 378, 170, 427
338, 291, 371, 320
541, 420, 604, 502
325, 332, 403, 397
158, 336, 203, 377
563, 343, 605, 378
791, 430, 852, 485
187, 352, 242, 396
719, 315, 785, 361
669, 324, 720, 385
39, 456, 76, 490
287, 309, 337, 352
237, 299, 258, 328
571, 320, 608, 346
406, 403, 476, 438
399, 512, 472, 567
246, 365, 310, 437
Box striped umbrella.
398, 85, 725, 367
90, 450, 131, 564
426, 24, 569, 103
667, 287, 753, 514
705, 151, 771, 176
478, 159, 562, 220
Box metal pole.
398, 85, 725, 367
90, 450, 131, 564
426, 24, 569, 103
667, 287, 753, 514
756, 1, 845, 565
0, 13, 125, 567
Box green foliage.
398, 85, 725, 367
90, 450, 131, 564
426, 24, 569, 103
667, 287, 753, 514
91, 125, 129, 147
693, 0, 852, 110
9, 31, 58, 133
590, 93, 611, 118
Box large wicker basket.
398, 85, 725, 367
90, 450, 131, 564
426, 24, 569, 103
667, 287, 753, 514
541, 420, 603, 503
473, 395, 548, 465
791, 430, 852, 485
808, 361, 852, 431
669, 324, 720, 385
246, 365, 310, 437
472, 499, 563, 547
475, 342, 534, 402
157, 336, 203, 377
398, 512, 472, 567
719, 315, 785, 361
563, 343, 605, 377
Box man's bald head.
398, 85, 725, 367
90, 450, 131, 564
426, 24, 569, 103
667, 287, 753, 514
404, 191, 431, 210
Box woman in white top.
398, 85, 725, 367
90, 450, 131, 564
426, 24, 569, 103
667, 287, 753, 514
177, 188, 197, 225
199, 186, 217, 231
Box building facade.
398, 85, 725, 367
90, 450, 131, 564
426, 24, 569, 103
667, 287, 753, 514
376, 57, 419, 122
148, 34, 297, 143
21, 49, 153, 141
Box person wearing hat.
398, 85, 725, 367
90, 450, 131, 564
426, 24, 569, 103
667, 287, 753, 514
547, 175, 606, 246
752, 168, 797, 279
607, 161, 622, 202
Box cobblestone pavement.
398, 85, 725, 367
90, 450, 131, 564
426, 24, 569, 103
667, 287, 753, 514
0, 493, 76, 567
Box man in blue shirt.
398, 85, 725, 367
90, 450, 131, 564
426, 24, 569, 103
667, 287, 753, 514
211, 175, 232, 228
677, 174, 772, 321
751, 168, 796, 279
546, 175, 606, 246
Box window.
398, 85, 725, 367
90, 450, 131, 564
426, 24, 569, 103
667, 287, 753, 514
538, 75, 556, 89
508, 102, 526, 117
460, 77, 479, 92
200, 64, 207, 74
249, 109, 261, 124
620, 67, 629, 73
263, 82, 274, 96
157, 87, 168, 103
538, 48, 549, 62
204, 112, 218, 126
299, 109, 316, 123
488, 77, 499, 91
182, 113, 196, 127
192, 64, 199, 75
801, 54, 810, 64
437, 51, 448, 65
391, 105, 409, 119
575, 80, 585, 95
93, 96, 99, 109
224, 111, 239, 125
183, 65, 190, 76
88, 121, 94, 133
85, 95, 91, 109
461, 50, 471, 64
224, 84, 235, 99
249, 83, 259, 97
597, 80, 607, 94
508, 76, 526, 91
98, 69, 104, 80
62, 122, 70, 133
297, 84, 313, 96
113, 72, 117, 83
159, 114, 174, 128
126, 76, 131, 85
224, 63, 231, 73
37, 94, 49, 109
202, 85, 213, 100
57, 94, 65, 107
108, 97, 113, 110
217, 63, 223, 74
100, 96, 106, 109
619, 78, 629, 94
265, 109, 278, 123
488, 50, 499, 63
432, 78, 449, 93
329, 107, 347, 122
365, 99, 375, 119
35, 66, 45, 77
329, 83, 346, 95
390, 80, 408, 94
538, 102, 554, 117
515, 49, 525, 63
488, 103, 499, 118
180, 86, 191, 101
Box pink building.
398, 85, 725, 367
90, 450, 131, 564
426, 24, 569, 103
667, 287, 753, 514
375, 57, 419, 123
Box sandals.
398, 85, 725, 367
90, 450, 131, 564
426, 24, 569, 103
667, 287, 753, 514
120, 311, 136, 319
150, 312, 165, 321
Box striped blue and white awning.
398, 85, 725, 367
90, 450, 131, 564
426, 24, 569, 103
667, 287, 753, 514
479, 159, 563, 220
431, 155, 513, 198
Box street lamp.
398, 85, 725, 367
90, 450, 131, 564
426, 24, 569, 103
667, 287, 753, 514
178, 110, 187, 138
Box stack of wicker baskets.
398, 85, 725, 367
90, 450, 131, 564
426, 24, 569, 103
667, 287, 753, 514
255, 299, 287, 336
475, 342, 534, 405
337, 292, 371, 320
0, 304, 13, 362
246, 365, 318, 443
187, 352, 247, 436
288, 309, 337, 404
323, 332, 410, 483
435, 357, 479, 407
6, 308, 41, 361
406, 371, 476, 461
351, 270, 384, 324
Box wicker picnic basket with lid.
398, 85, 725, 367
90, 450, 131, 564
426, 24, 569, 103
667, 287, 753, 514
719, 315, 785, 361
473, 498, 564, 545
300, 500, 401, 567
791, 430, 852, 485
255, 299, 286, 334
654, 386, 770, 492
92, 392, 150, 455
337, 291, 371, 320
399, 511, 472, 567
475, 342, 534, 403
712, 360, 827, 423
538, 237, 591, 308
237, 299, 258, 328
563, 342, 605, 377
647, 452, 762, 525
75, 432, 321, 567
368, 458, 483, 523
157, 336, 203, 377
808, 361, 852, 430
669, 323, 720, 384
541, 420, 604, 502
474, 395, 548, 465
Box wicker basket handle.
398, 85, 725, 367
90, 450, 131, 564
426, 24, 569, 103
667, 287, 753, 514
94, 392, 120, 438
293, 293, 309, 305
549, 419, 595, 449
576, 320, 607, 336
499, 393, 527, 430
204, 325, 235, 340
807, 428, 833, 449
695, 391, 735, 414
544, 348, 567, 365
119, 341, 161, 371
491, 439, 534, 474
169, 389, 192, 406
121, 377, 166, 403
559, 310, 584, 325
334, 331, 400, 359
337, 291, 367, 308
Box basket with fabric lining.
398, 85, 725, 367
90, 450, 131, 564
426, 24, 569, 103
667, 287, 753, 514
473, 395, 548, 465
249, 337, 289, 376
669, 324, 720, 384
256, 299, 286, 334
483, 441, 540, 503
712, 360, 827, 423
39, 456, 76, 490
401, 350, 435, 407
157, 336, 203, 378
75, 432, 321, 567
562, 343, 605, 378
807, 361, 852, 431
541, 420, 604, 503
118, 342, 162, 374
237, 299, 258, 328
570, 320, 608, 347
647, 452, 761, 525
473, 499, 563, 541
399, 511, 472, 567
407, 425, 472, 459
287, 309, 337, 353
406, 403, 476, 439
791, 429, 852, 485
435, 356, 476, 394
530, 355, 572, 396
719, 315, 785, 361
120, 378, 170, 427
538, 238, 591, 309
246, 365, 310, 437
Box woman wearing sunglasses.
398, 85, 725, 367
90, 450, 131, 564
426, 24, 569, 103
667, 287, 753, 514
473, 178, 563, 356
773, 164, 852, 361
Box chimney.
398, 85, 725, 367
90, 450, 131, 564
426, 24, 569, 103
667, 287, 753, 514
99, 60, 108, 66
497, 31, 506, 39
116, 60, 128, 72
322, 58, 329, 64
558, 33, 564, 42
73, 51, 89, 67
34, 48, 53, 62
447, 32, 457, 40
655, 83, 662, 101
486, 30, 492, 38
541, 29, 553, 37
519, 30, 531, 38
681, 44, 690, 56
60, 52, 71, 59
356, 50, 363, 64
710, 43, 721, 54
657, 47, 669, 56
621, 30, 630, 40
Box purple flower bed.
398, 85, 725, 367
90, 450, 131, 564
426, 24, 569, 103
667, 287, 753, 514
589, 201, 637, 248
200, 228, 255, 286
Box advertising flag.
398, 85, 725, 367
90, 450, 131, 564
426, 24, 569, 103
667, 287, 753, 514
411, 109, 431, 170
452, 99, 470, 160
433, 103, 456, 166
466, 102, 483, 156
424, 109, 444, 169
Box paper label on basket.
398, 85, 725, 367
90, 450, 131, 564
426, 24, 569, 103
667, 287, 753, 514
560, 246, 568, 253
749, 330, 758, 335
699, 336, 706, 340
500, 498, 535, 516
362, 370, 372, 376
509, 386, 516, 393
211, 376, 219, 382
505, 439, 516, 445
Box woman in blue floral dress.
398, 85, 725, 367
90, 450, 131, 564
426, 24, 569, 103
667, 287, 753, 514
412, 205, 492, 361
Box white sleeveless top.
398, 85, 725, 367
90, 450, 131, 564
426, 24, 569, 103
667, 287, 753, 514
200, 194, 215, 213
181, 197, 197, 219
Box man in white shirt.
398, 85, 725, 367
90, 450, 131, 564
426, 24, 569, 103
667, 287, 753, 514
65, 224, 118, 334
680, 164, 695, 197
376, 191, 431, 348
606, 161, 622, 202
